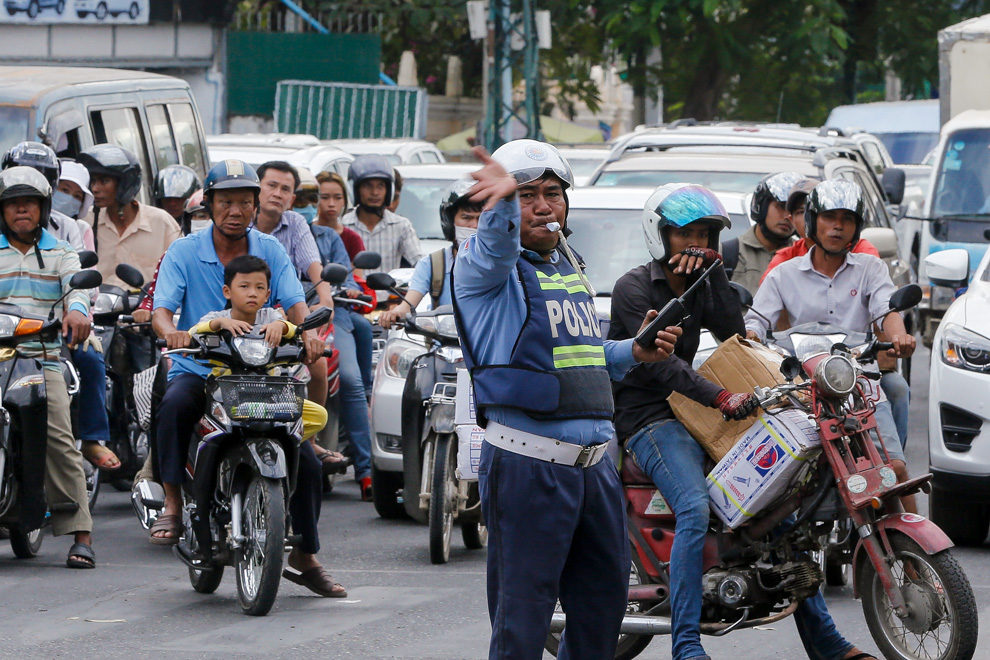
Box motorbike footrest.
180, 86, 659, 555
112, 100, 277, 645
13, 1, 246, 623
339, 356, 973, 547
173, 542, 215, 572
285, 534, 302, 549
48, 502, 80, 514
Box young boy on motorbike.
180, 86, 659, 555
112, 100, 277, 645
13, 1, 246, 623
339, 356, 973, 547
609, 183, 876, 660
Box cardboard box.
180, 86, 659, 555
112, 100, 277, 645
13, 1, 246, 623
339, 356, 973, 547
669, 335, 788, 461
707, 410, 821, 529
455, 368, 484, 481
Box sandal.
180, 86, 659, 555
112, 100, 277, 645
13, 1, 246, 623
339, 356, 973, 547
844, 653, 878, 660
149, 513, 182, 546
81, 442, 121, 472
315, 449, 351, 476
66, 542, 95, 569
282, 566, 348, 598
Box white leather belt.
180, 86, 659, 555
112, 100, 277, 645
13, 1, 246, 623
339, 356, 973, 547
485, 422, 609, 468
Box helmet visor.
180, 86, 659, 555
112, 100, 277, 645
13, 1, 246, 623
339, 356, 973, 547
763, 171, 805, 203
657, 185, 730, 228
0, 167, 51, 198
811, 180, 865, 217
159, 167, 199, 198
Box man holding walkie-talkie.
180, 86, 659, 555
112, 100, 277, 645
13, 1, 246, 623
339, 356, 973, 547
610, 183, 874, 660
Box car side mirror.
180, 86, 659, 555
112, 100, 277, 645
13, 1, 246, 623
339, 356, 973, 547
78, 250, 99, 269
298, 306, 332, 331
728, 281, 753, 308
115, 263, 145, 289
882, 167, 906, 205
320, 263, 349, 285
351, 250, 382, 270
69, 270, 102, 290
925, 249, 970, 290
888, 284, 923, 312
366, 272, 396, 291
859, 227, 898, 260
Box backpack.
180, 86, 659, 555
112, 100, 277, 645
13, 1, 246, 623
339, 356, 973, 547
429, 248, 446, 308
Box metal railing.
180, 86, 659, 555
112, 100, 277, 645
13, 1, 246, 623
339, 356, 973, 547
232, 6, 383, 33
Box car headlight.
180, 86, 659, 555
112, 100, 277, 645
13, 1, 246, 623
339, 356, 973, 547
940, 323, 990, 373
382, 339, 426, 379
92, 292, 122, 315
232, 337, 274, 367
813, 355, 857, 397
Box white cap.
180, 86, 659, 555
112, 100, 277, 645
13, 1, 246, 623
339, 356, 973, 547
58, 161, 94, 219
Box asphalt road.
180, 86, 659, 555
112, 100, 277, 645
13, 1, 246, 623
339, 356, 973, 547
1, 346, 987, 659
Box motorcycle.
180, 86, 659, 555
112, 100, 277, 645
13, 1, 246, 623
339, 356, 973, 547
160, 305, 333, 616
367, 272, 486, 564
549, 283, 979, 660
0, 269, 103, 558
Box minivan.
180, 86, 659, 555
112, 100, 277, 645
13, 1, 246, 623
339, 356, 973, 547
0, 65, 210, 203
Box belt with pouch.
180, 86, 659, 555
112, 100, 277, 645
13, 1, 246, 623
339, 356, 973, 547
485, 421, 608, 468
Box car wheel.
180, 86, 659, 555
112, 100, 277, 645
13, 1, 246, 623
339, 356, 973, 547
128, 1, 137, 18
76, 10, 87, 17
5, 6, 16, 15
94, 2, 106, 19
55, 0, 64, 14
27, 1, 38, 18
930, 490, 990, 547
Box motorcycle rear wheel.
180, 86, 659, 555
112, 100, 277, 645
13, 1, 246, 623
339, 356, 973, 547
234, 476, 285, 616
429, 434, 455, 565
858, 534, 977, 660
9, 525, 43, 558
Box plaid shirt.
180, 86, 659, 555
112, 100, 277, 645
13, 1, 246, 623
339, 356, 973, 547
253, 210, 322, 279
341, 209, 423, 273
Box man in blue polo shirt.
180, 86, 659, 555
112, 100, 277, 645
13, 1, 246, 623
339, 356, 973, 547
149, 160, 346, 598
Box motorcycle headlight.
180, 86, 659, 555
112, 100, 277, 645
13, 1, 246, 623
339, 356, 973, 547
431, 402, 457, 434
382, 339, 426, 379
792, 333, 848, 362
0, 314, 18, 338
92, 292, 122, 315
940, 323, 990, 373
813, 355, 857, 397
232, 337, 274, 367
413, 314, 459, 340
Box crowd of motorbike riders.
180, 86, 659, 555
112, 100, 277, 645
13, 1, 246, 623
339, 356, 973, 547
0, 131, 923, 657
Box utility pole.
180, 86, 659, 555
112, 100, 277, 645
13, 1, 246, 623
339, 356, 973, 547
482, 0, 542, 151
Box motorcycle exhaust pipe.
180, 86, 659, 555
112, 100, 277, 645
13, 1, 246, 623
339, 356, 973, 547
549, 612, 673, 636
627, 584, 667, 602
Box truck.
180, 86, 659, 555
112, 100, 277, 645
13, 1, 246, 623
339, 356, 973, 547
938, 13, 990, 126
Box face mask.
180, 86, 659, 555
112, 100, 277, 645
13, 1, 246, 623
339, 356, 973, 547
296, 205, 317, 224
455, 226, 476, 244
52, 190, 82, 219
190, 219, 212, 233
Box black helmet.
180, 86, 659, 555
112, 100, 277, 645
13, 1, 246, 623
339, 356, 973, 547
439, 177, 476, 241
347, 154, 394, 206
155, 164, 200, 202
0, 166, 53, 235
78, 144, 142, 206
749, 171, 803, 225
2, 142, 61, 188
804, 179, 867, 255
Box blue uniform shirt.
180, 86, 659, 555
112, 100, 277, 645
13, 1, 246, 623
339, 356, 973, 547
453, 198, 637, 447
153, 227, 306, 380
409, 246, 453, 307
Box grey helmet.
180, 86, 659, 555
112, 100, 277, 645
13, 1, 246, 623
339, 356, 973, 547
0, 166, 53, 236
155, 164, 200, 202
749, 171, 804, 225
439, 177, 477, 241
347, 154, 395, 207
491, 139, 574, 190
804, 179, 867, 255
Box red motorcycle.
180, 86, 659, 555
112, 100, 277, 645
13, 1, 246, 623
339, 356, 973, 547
549, 284, 977, 660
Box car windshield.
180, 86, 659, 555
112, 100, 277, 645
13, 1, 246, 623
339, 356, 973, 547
565, 208, 750, 294
594, 169, 766, 194
395, 177, 453, 239
931, 128, 990, 217
875, 132, 939, 165
568, 159, 605, 177
0, 106, 30, 158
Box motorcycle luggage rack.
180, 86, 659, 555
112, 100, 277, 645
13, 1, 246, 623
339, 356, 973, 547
430, 382, 457, 404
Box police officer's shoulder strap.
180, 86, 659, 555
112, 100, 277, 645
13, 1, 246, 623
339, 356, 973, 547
721, 237, 739, 278
429, 248, 446, 306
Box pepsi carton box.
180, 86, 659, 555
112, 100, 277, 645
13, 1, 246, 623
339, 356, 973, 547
706, 409, 821, 529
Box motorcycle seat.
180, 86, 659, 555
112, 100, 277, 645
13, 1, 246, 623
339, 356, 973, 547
620, 450, 656, 486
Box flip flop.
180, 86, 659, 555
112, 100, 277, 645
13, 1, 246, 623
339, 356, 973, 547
81, 442, 122, 472
149, 513, 182, 546
282, 566, 348, 598
66, 542, 95, 569
315, 450, 351, 476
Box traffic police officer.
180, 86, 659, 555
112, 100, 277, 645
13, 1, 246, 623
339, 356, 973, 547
452, 141, 681, 659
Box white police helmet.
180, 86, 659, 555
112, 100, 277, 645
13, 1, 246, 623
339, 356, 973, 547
491, 139, 575, 190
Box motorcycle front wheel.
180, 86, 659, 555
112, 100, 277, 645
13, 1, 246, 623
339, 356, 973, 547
429, 434, 455, 565
234, 476, 286, 616
9, 525, 43, 558
858, 534, 977, 660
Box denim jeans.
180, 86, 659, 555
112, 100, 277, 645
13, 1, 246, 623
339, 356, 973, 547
348, 310, 374, 397
625, 419, 853, 660
880, 371, 910, 448
335, 323, 372, 480
70, 343, 110, 443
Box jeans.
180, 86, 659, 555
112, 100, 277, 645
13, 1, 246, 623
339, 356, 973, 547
70, 343, 110, 443
880, 371, 910, 448
335, 324, 372, 480
874, 401, 906, 463
625, 419, 854, 660
348, 310, 374, 397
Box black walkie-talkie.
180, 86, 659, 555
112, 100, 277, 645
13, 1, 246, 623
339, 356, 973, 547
634, 259, 722, 349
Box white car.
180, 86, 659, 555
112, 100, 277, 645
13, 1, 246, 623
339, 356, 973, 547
554, 146, 609, 186
926, 247, 990, 546
326, 138, 445, 165
394, 163, 479, 257
207, 134, 354, 180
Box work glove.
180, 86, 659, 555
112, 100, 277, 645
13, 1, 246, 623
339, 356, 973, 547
713, 389, 759, 421
678, 247, 721, 268
80, 333, 103, 354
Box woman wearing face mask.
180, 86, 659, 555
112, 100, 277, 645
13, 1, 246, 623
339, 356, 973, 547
378, 177, 481, 328
54, 160, 97, 251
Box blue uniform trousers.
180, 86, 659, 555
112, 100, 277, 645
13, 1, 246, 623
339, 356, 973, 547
477, 439, 630, 660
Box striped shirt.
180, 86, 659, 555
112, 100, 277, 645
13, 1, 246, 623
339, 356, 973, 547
0, 229, 88, 361
253, 210, 322, 280
341, 209, 423, 274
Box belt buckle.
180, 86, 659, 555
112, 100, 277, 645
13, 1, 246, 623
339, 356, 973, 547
576, 444, 600, 468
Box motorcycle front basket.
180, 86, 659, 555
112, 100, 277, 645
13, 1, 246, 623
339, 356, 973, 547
216, 376, 306, 422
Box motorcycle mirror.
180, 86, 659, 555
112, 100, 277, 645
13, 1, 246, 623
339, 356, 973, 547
888, 284, 923, 313
779, 356, 802, 382
351, 250, 382, 271
729, 281, 754, 308
320, 263, 349, 285
78, 250, 99, 269
298, 306, 332, 331
114, 263, 145, 289
366, 272, 396, 291
69, 270, 102, 290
